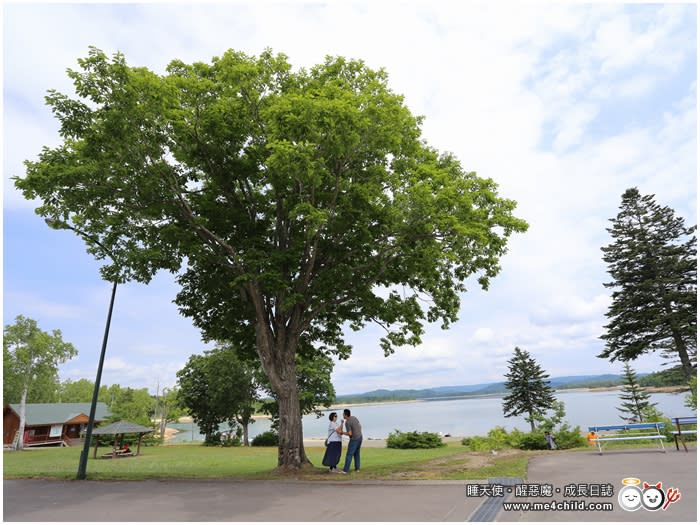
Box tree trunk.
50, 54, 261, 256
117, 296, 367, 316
18, 384, 28, 449
276, 382, 311, 469
242, 423, 249, 447
528, 411, 536, 432
249, 285, 310, 469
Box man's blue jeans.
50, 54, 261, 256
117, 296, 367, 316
343, 437, 362, 472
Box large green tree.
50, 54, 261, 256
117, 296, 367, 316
3, 315, 77, 448
502, 346, 556, 431
107, 386, 155, 427
59, 378, 96, 403
15, 48, 527, 468
600, 188, 696, 380
176, 345, 258, 444
616, 363, 656, 423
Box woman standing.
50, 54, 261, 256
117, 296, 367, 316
322, 412, 343, 472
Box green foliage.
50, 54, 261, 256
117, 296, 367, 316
59, 378, 96, 403
502, 347, 556, 431
204, 428, 243, 447
639, 366, 691, 387
461, 426, 520, 451
685, 375, 697, 411
176, 344, 258, 443
617, 363, 656, 423
257, 345, 336, 428
515, 432, 548, 450
600, 188, 697, 380
639, 406, 675, 441
550, 427, 586, 449
107, 386, 155, 427
16, 47, 527, 466
3, 315, 77, 405
461, 425, 585, 452
3, 315, 78, 448
386, 430, 446, 449
251, 431, 279, 447
464, 404, 585, 452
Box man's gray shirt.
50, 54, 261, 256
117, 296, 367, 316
345, 416, 362, 441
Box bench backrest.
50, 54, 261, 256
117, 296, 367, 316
672, 417, 697, 425
588, 422, 665, 432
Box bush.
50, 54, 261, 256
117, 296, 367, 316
553, 426, 586, 449
251, 431, 279, 447
515, 431, 548, 450
461, 426, 586, 451
386, 430, 446, 449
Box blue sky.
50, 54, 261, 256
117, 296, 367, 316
3, 2, 697, 396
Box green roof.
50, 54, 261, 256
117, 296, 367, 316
7, 403, 110, 425
92, 420, 154, 435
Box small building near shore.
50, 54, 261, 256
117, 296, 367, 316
3, 403, 111, 448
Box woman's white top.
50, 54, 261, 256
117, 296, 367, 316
327, 420, 342, 443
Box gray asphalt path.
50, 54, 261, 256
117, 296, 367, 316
3, 479, 479, 522
4, 448, 696, 522
498, 447, 697, 522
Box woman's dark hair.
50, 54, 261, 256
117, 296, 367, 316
329, 412, 337, 421
343, 409, 351, 417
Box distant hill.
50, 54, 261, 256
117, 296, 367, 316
336, 374, 629, 403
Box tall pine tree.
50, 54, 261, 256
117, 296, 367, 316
617, 363, 656, 423
502, 346, 556, 431
600, 188, 696, 381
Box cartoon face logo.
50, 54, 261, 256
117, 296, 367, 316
642, 482, 665, 511
618, 485, 643, 511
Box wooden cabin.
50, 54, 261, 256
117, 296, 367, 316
3, 403, 111, 448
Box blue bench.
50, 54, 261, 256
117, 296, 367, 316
587, 423, 666, 454
671, 416, 697, 452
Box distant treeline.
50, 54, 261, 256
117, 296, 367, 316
335, 367, 691, 404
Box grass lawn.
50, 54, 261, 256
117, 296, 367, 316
3, 442, 539, 481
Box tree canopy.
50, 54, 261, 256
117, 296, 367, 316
15, 47, 528, 467
600, 188, 696, 380
616, 363, 656, 423
502, 346, 556, 431
176, 344, 258, 444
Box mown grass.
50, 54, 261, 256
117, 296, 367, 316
3, 442, 532, 481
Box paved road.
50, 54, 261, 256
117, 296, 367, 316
3, 478, 480, 522
498, 447, 697, 522
4, 448, 696, 522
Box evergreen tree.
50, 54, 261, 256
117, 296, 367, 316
502, 346, 556, 431
599, 188, 697, 380
617, 363, 656, 423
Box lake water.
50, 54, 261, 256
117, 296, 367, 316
167, 390, 691, 443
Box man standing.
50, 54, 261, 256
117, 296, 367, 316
338, 409, 362, 473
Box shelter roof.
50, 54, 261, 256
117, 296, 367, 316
91, 420, 154, 435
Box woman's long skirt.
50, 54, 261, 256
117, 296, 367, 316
322, 441, 342, 468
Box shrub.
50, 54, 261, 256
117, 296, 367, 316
553, 425, 586, 449
461, 426, 585, 451
461, 435, 492, 451
251, 430, 279, 447
514, 431, 548, 450
386, 430, 446, 449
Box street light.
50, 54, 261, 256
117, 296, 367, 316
45, 219, 118, 480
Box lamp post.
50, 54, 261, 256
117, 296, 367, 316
45, 219, 118, 480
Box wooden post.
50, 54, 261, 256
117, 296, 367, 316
137, 433, 143, 456
93, 435, 99, 459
